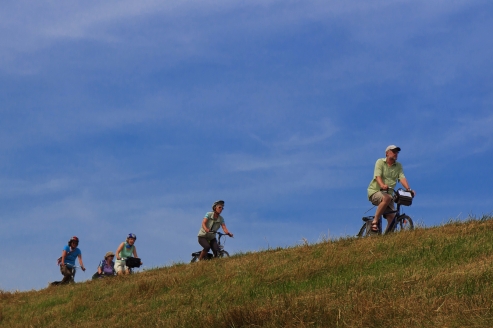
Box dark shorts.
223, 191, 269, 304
198, 237, 219, 255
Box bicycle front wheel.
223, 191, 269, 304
217, 251, 229, 258
393, 215, 414, 232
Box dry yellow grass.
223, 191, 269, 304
1, 217, 493, 327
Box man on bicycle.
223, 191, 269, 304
197, 200, 233, 261
367, 145, 415, 233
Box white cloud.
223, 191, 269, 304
0, 0, 491, 292
409, 113, 493, 157
0, 0, 477, 62
0, 177, 75, 197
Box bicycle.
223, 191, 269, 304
357, 188, 414, 237
191, 231, 231, 263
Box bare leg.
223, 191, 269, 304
198, 249, 208, 261
384, 212, 396, 232
372, 193, 393, 229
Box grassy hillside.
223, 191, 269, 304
2, 217, 493, 327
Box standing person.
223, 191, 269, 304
367, 145, 416, 233
59, 236, 86, 284
92, 251, 116, 279
197, 200, 233, 261
114, 233, 141, 275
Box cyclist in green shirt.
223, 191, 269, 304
367, 145, 415, 233
115, 233, 141, 275
197, 200, 233, 261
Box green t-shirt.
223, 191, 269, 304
367, 158, 406, 198
118, 243, 135, 259
198, 212, 225, 240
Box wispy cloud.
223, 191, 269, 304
1, 0, 492, 292
274, 119, 339, 149
444, 114, 493, 154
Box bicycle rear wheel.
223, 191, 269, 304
357, 222, 370, 237
358, 220, 381, 237
393, 214, 414, 232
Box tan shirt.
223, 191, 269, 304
197, 212, 225, 240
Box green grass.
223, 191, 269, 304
2, 217, 493, 327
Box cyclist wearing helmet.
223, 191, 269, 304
59, 236, 86, 284
197, 200, 233, 261
114, 233, 141, 275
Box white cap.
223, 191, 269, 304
385, 145, 401, 152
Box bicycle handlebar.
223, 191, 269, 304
380, 187, 415, 198
208, 230, 233, 237
63, 264, 84, 271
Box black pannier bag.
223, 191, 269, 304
394, 189, 413, 206
125, 257, 142, 268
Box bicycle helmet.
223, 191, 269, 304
127, 233, 137, 240
68, 236, 79, 246
212, 200, 225, 211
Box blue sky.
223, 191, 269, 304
1, 0, 492, 291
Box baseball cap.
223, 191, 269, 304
385, 145, 401, 152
